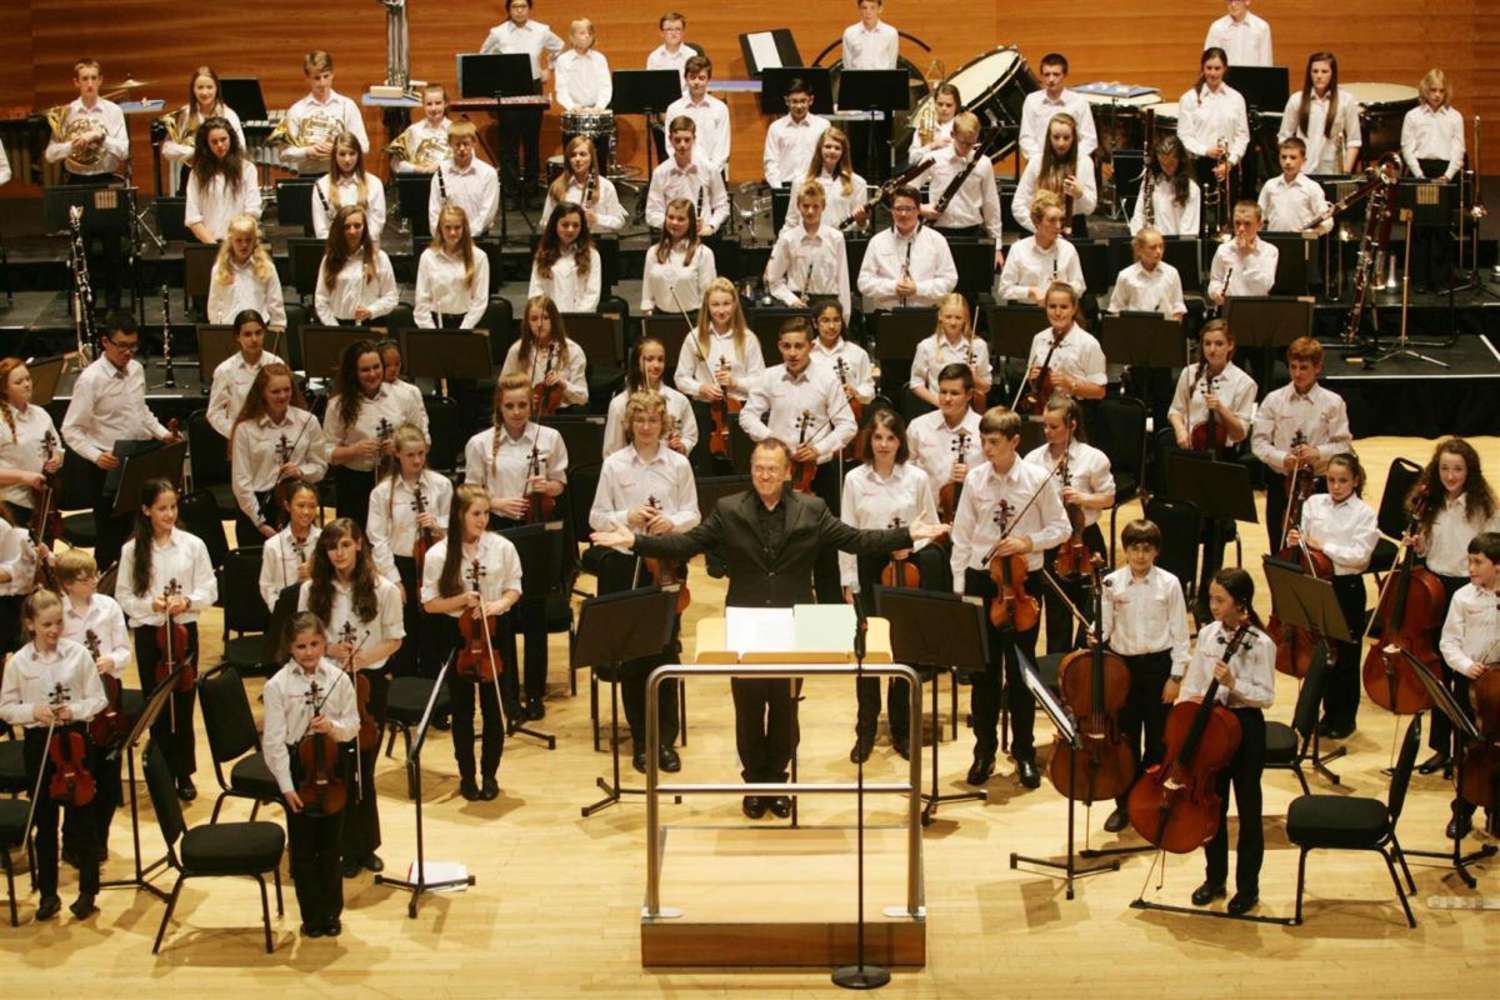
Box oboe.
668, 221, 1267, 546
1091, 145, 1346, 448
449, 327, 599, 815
160, 284, 176, 388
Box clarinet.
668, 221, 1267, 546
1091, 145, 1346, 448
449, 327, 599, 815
899, 231, 915, 308
436, 164, 449, 205
67, 205, 96, 363
160, 284, 176, 388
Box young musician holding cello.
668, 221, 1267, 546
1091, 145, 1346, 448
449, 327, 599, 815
297, 519, 404, 878
229, 363, 327, 547
907, 363, 983, 525
262, 612, 360, 938
1439, 531, 1500, 839
0, 589, 107, 921
949, 407, 1071, 789
421, 484, 523, 802
115, 479, 216, 802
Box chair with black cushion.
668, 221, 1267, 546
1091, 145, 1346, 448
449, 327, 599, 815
177, 487, 231, 572
196, 665, 284, 823
0, 797, 30, 926
0, 734, 22, 795
384, 676, 453, 797
1286, 715, 1421, 928
220, 548, 272, 677
1144, 496, 1202, 614
186, 409, 238, 518
1087, 395, 1148, 562
1265, 642, 1337, 795
143, 741, 285, 954
1368, 457, 1424, 577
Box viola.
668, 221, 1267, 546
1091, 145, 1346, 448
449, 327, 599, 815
834, 358, 865, 462
1127, 621, 1249, 853
455, 559, 505, 684
155, 579, 197, 693
937, 430, 970, 525
1267, 483, 1336, 679
294, 679, 347, 817
789, 410, 818, 494
525, 443, 557, 523
84, 629, 133, 750
532, 343, 565, 418
1188, 365, 1231, 458
49, 726, 97, 807
1362, 485, 1446, 713
1052, 449, 1092, 579
643, 495, 691, 614
411, 482, 434, 578
880, 517, 922, 589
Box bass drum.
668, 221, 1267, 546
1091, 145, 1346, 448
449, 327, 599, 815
1343, 83, 1419, 162
903, 46, 1040, 160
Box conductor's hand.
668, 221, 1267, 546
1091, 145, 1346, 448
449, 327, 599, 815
910, 522, 951, 543
591, 527, 635, 551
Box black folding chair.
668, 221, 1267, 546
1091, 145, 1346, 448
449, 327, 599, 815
196, 665, 285, 823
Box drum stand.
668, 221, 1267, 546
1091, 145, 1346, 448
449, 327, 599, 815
1365, 210, 1451, 369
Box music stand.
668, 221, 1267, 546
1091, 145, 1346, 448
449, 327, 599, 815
456, 53, 530, 101
1222, 295, 1312, 390
23, 356, 65, 405
373, 651, 479, 917
195, 326, 240, 389
575, 587, 679, 816
109, 440, 187, 517
395, 174, 435, 241
737, 29, 803, 77
274, 179, 315, 236
1225, 67, 1290, 114
612, 69, 682, 210
984, 303, 1047, 360
542, 415, 606, 469
867, 308, 936, 364
838, 70, 909, 181
758, 68, 833, 117
43, 185, 131, 235
561, 312, 624, 371
287, 236, 325, 301
949, 240, 1000, 301
1262, 556, 1353, 783
98, 669, 181, 902
219, 78, 269, 123
399, 329, 493, 385
300, 327, 375, 382
495, 523, 561, 749
1099, 312, 1187, 368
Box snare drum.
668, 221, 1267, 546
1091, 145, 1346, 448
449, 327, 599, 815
1081, 89, 1163, 154
907, 46, 1039, 160
1343, 83, 1419, 161
561, 110, 615, 140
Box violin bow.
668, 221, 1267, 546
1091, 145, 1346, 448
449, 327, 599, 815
20, 687, 65, 845
339, 628, 371, 798
980, 459, 1065, 563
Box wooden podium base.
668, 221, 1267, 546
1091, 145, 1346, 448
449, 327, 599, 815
640, 825, 926, 968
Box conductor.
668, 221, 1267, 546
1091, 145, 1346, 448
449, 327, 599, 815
593, 437, 949, 819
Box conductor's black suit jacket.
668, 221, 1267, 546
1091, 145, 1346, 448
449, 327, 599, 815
632, 486, 912, 609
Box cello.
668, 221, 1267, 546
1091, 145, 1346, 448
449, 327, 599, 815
294, 678, 348, 818
1266, 475, 1334, 679
1361, 484, 1446, 713
1127, 621, 1251, 853
937, 429, 971, 525
1457, 636, 1500, 830
155, 579, 196, 693
642, 494, 692, 614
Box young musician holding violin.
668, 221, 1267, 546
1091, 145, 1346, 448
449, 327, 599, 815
261, 612, 360, 938
206, 311, 284, 438
1409, 438, 1500, 773
1174, 567, 1275, 916
528, 203, 601, 313
298, 519, 404, 878
641, 198, 716, 316
909, 293, 992, 411
603, 336, 697, 459
950, 407, 1071, 788
1021, 283, 1107, 404
115, 478, 216, 801
1099, 520, 1190, 834
324, 339, 428, 530
421, 484, 524, 801
907, 364, 983, 525
207, 217, 287, 329
56, 549, 132, 859
462, 374, 567, 720
259, 479, 322, 614
367, 425, 451, 680
841, 409, 940, 762
1025, 395, 1115, 654
1439, 531, 1500, 839
501, 295, 590, 413
766, 181, 852, 321
1285, 452, 1378, 739
589, 390, 700, 772
0, 356, 65, 527
0, 589, 107, 921
229, 363, 327, 547
997, 193, 1085, 304
674, 278, 766, 468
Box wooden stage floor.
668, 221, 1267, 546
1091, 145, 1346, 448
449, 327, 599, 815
5, 435, 1499, 998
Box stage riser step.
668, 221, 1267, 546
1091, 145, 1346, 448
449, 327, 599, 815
641, 920, 925, 968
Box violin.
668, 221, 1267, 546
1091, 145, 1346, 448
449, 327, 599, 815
642, 495, 691, 614
155, 579, 196, 693
374, 417, 397, 483
707, 357, 742, 460
1361, 484, 1446, 713
1188, 364, 1231, 458
1267, 480, 1336, 679
1017, 334, 1060, 416
985, 500, 1041, 633
937, 430, 971, 525
1457, 633, 1500, 829
455, 558, 505, 685
266, 430, 296, 532
834, 358, 865, 462
32, 429, 65, 545
532, 343, 565, 418
1052, 448, 1093, 580
790, 410, 818, 494
84, 629, 133, 750
41, 682, 96, 808
525, 443, 557, 523
336, 621, 378, 754
294, 678, 348, 817
880, 517, 922, 588
1126, 621, 1251, 853
411, 481, 434, 578
1048, 560, 1136, 804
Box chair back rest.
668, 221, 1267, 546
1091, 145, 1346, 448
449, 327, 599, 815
1087, 395, 1147, 497
1143, 496, 1201, 597
1386, 714, 1424, 821
423, 396, 464, 474
143, 740, 186, 848
186, 409, 231, 487
197, 665, 261, 763
223, 547, 270, 633
177, 488, 230, 571
1377, 457, 1424, 540
1291, 640, 1330, 738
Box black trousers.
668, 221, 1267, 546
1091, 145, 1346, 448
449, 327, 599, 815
1411, 160, 1455, 289
133, 623, 198, 779
83, 461, 130, 572
1323, 574, 1367, 728
732, 677, 799, 784
0, 594, 21, 656
392, 556, 438, 680
851, 547, 948, 742
341, 669, 388, 862
492, 516, 553, 706
964, 568, 1042, 760
233, 489, 280, 549
1430, 572, 1471, 754
1204, 706, 1266, 892
1112, 650, 1173, 808
91, 739, 123, 853
595, 550, 681, 752
1043, 523, 1107, 654
500, 103, 544, 202
806, 460, 842, 604
287, 804, 344, 927
25, 728, 100, 899
435, 615, 507, 782
332, 466, 376, 534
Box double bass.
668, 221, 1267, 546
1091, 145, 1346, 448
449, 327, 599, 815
1361, 484, 1446, 713
1127, 621, 1251, 853
937, 429, 971, 525
1266, 474, 1334, 679
294, 678, 347, 818
156, 579, 196, 693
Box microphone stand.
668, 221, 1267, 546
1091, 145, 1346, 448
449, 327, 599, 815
833, 601, 890, 990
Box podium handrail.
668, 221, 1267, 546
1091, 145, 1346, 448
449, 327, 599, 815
643, 662, 923, 920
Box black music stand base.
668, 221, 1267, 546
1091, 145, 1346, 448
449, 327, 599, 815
1404, 751, 1497, 889
98, 744, 172, 902
582, 667, 644, 817
1009, 757, 1120, 899
508, 715, 557, 750
832, 964, 892, 990
921, 673, 985, 825
1129, 894, 1297, 926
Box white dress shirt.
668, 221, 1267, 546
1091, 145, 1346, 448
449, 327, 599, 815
391, 117, 452, 173
949, 457, 1071, 581
811, 338, 875, 404
277, 91, 369, 172
231, 408, 329, 527
296, 576, 405, 671
1024, 324, 1108, 395
1423, 496, 1500, 577
997, 236, 1086, 302
542, 175, 626, 233
1129, 175, 1202, 237
528, 246, 602, 312
663, 94, 732, 176
61, 356, 169, 464
763, 114, 832, 189
0, 402, 60, 508
674, 328, 766, 402
61, 593, 132, 680
646, 155, 729, 230
1024, 439, 1115, 528
414, 247, 491, 329
766, 223, 852, 320
1012, 155, 1097, 232
0, 138, 9, 187
1203, 12, 1273, 67
386, 380, 429, 441
1168, 361, 1258, 445
909, 119, 955, 167
1178, 84, 1251, 164
740, 364, 857, 463
314, 251, 399, 325
1401, 104, 1466, 180
907, 409, 983, 490
464, 423, 569, 500
602, 385, 698, 458
641, 241, 716, 314
421, 532, 524, 613
366, 469, 454, 583
924, 149, 1005, 239
1258, 173, 1329, 233
323, 384, 428, 473
1108, 261, 1188, 318
480, 19, 565, 80
1439, 582, 1500, 679
261, 658, 360, 794
0, 639, 106, 729
259, 525, 322, 611
207, 350, 286, 437
841, 21, 899, 69
1177, 620, 1275, 709
0, 522, 37, 596
1299, 493, 1379, 576
647, 44, 693, 93
1250, 382, 1352, 474
1102, 565, 1190, 672
44, 97, 128, 176
312, 173, 387, 243
184, 162, 263, 241
910, 334, 992, 395
857, 225, 958, 310
207, 257, 288, 328
588, 444, 702, 532
1208, 238, 1278, 298
554, 49, 612, 110
160, 102, 246, 166
115, 528, 218, 627
780, 170, 871, 232
1018, 90, 1099, 161
839, 462, 937, 590
500, 340, 590, 407
1279, 91, 1362, 174
430, 157, 501, 235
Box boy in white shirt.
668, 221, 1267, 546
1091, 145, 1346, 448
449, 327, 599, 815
763, 78, 831, 190
1257, 137, 1330, 233
480, 0, 565, 209
766, 182, 851, 320
842, 0, 899, 69
554, 18, 612, 113
1208, 201, 1278, 306
1203, 0, 1273, 68
274, 50, 369, 175
1017, 53, 1098, 162
665, 56, 731, 178
645, 116, 728, 234
920, 112, 1004, 269
646, 11, 693, 93
1439, 531, 1500, 838
390, 84, 452, 175
428, 121, 499, 236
